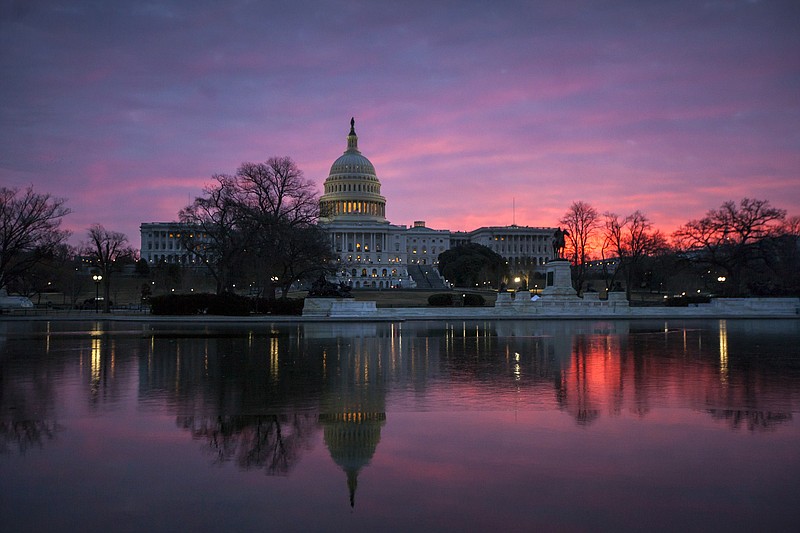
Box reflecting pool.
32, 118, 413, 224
2, 319, 800, 532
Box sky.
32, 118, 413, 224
2, 0, 798, 248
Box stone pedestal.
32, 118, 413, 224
608, 291, 628, 307
541, 260, 578, 299
495, 292, 514, 307
302, 298, 377, 318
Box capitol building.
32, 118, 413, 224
141, 119, 557, 289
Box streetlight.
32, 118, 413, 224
92, 274, 103, 312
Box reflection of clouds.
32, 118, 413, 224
543, 319, 800, 426
558, 333, 623, 426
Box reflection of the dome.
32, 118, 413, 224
320, 411, 386, 507
319, 333, 389, 508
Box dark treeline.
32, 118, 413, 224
2, 177, 798, 304
559, 198, 799, 298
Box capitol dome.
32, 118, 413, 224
319, 118, 386, 221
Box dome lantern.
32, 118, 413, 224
319, 118, 386, 221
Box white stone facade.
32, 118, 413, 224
139, 222, 208, 266
140, 120, 560, 287
318, 119, 558, 288
319, 119, 415, 288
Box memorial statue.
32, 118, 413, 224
552, 228, 569, 259
307, 273, 353, 298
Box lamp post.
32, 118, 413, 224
717, 276, 727, 296
92, 274, 103, 312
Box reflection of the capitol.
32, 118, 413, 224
136, 320, 798, 492
315, 323, 389, 507
2, 319, 798, 505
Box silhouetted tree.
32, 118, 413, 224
15, 242, 77, 304
134, 258, 150, 277
236, 157, 331, 298
438, 243, 507, 288
179, 174, 247, 294
602, 210, 667, 300
747, 215, 800, 295
0, 186, 71, 293
268, 223, 334, 298
82, 225, 134, 312
672, 198, 786, 296
180, 157, 331, 296
560, 200, 600, 295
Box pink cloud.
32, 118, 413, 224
1, 1, 797, 245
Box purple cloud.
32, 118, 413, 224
1, 0, 797, 246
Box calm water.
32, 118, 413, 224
1, 318, 799, 532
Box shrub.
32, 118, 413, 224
149, 292, 252, 315
150, 293, 212, 315
206, 292, 252, 315
428, 293, 454, 306
255, 298, 305, 315
150, 293, 309, 316
665, 295, 711, 307
463, 293, 485, 307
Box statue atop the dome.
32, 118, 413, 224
350, 117, 355, 135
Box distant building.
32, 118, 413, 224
466, 224, 555, 288
318, 119, 558, 288
139, 222, 208, 266
318, 119, 415, 288
585, 258, 619, 275
140, 119, 558, 288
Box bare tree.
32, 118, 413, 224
179, 174, 249, 294
780, 215, 800, 237
16, 242, 78, 305
271, 224, 334, 298
237, 157, 320, 227
672, 198, 786, 296
559, 201, 600, 295
180, 157, 331, 297
237, 157, 327, 298
0, 186, 71, 292
602, 210, 667, 300
82, 225, 134, 312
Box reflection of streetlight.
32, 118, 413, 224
92, 274, 103, 312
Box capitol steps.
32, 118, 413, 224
407, 265, 448, 290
